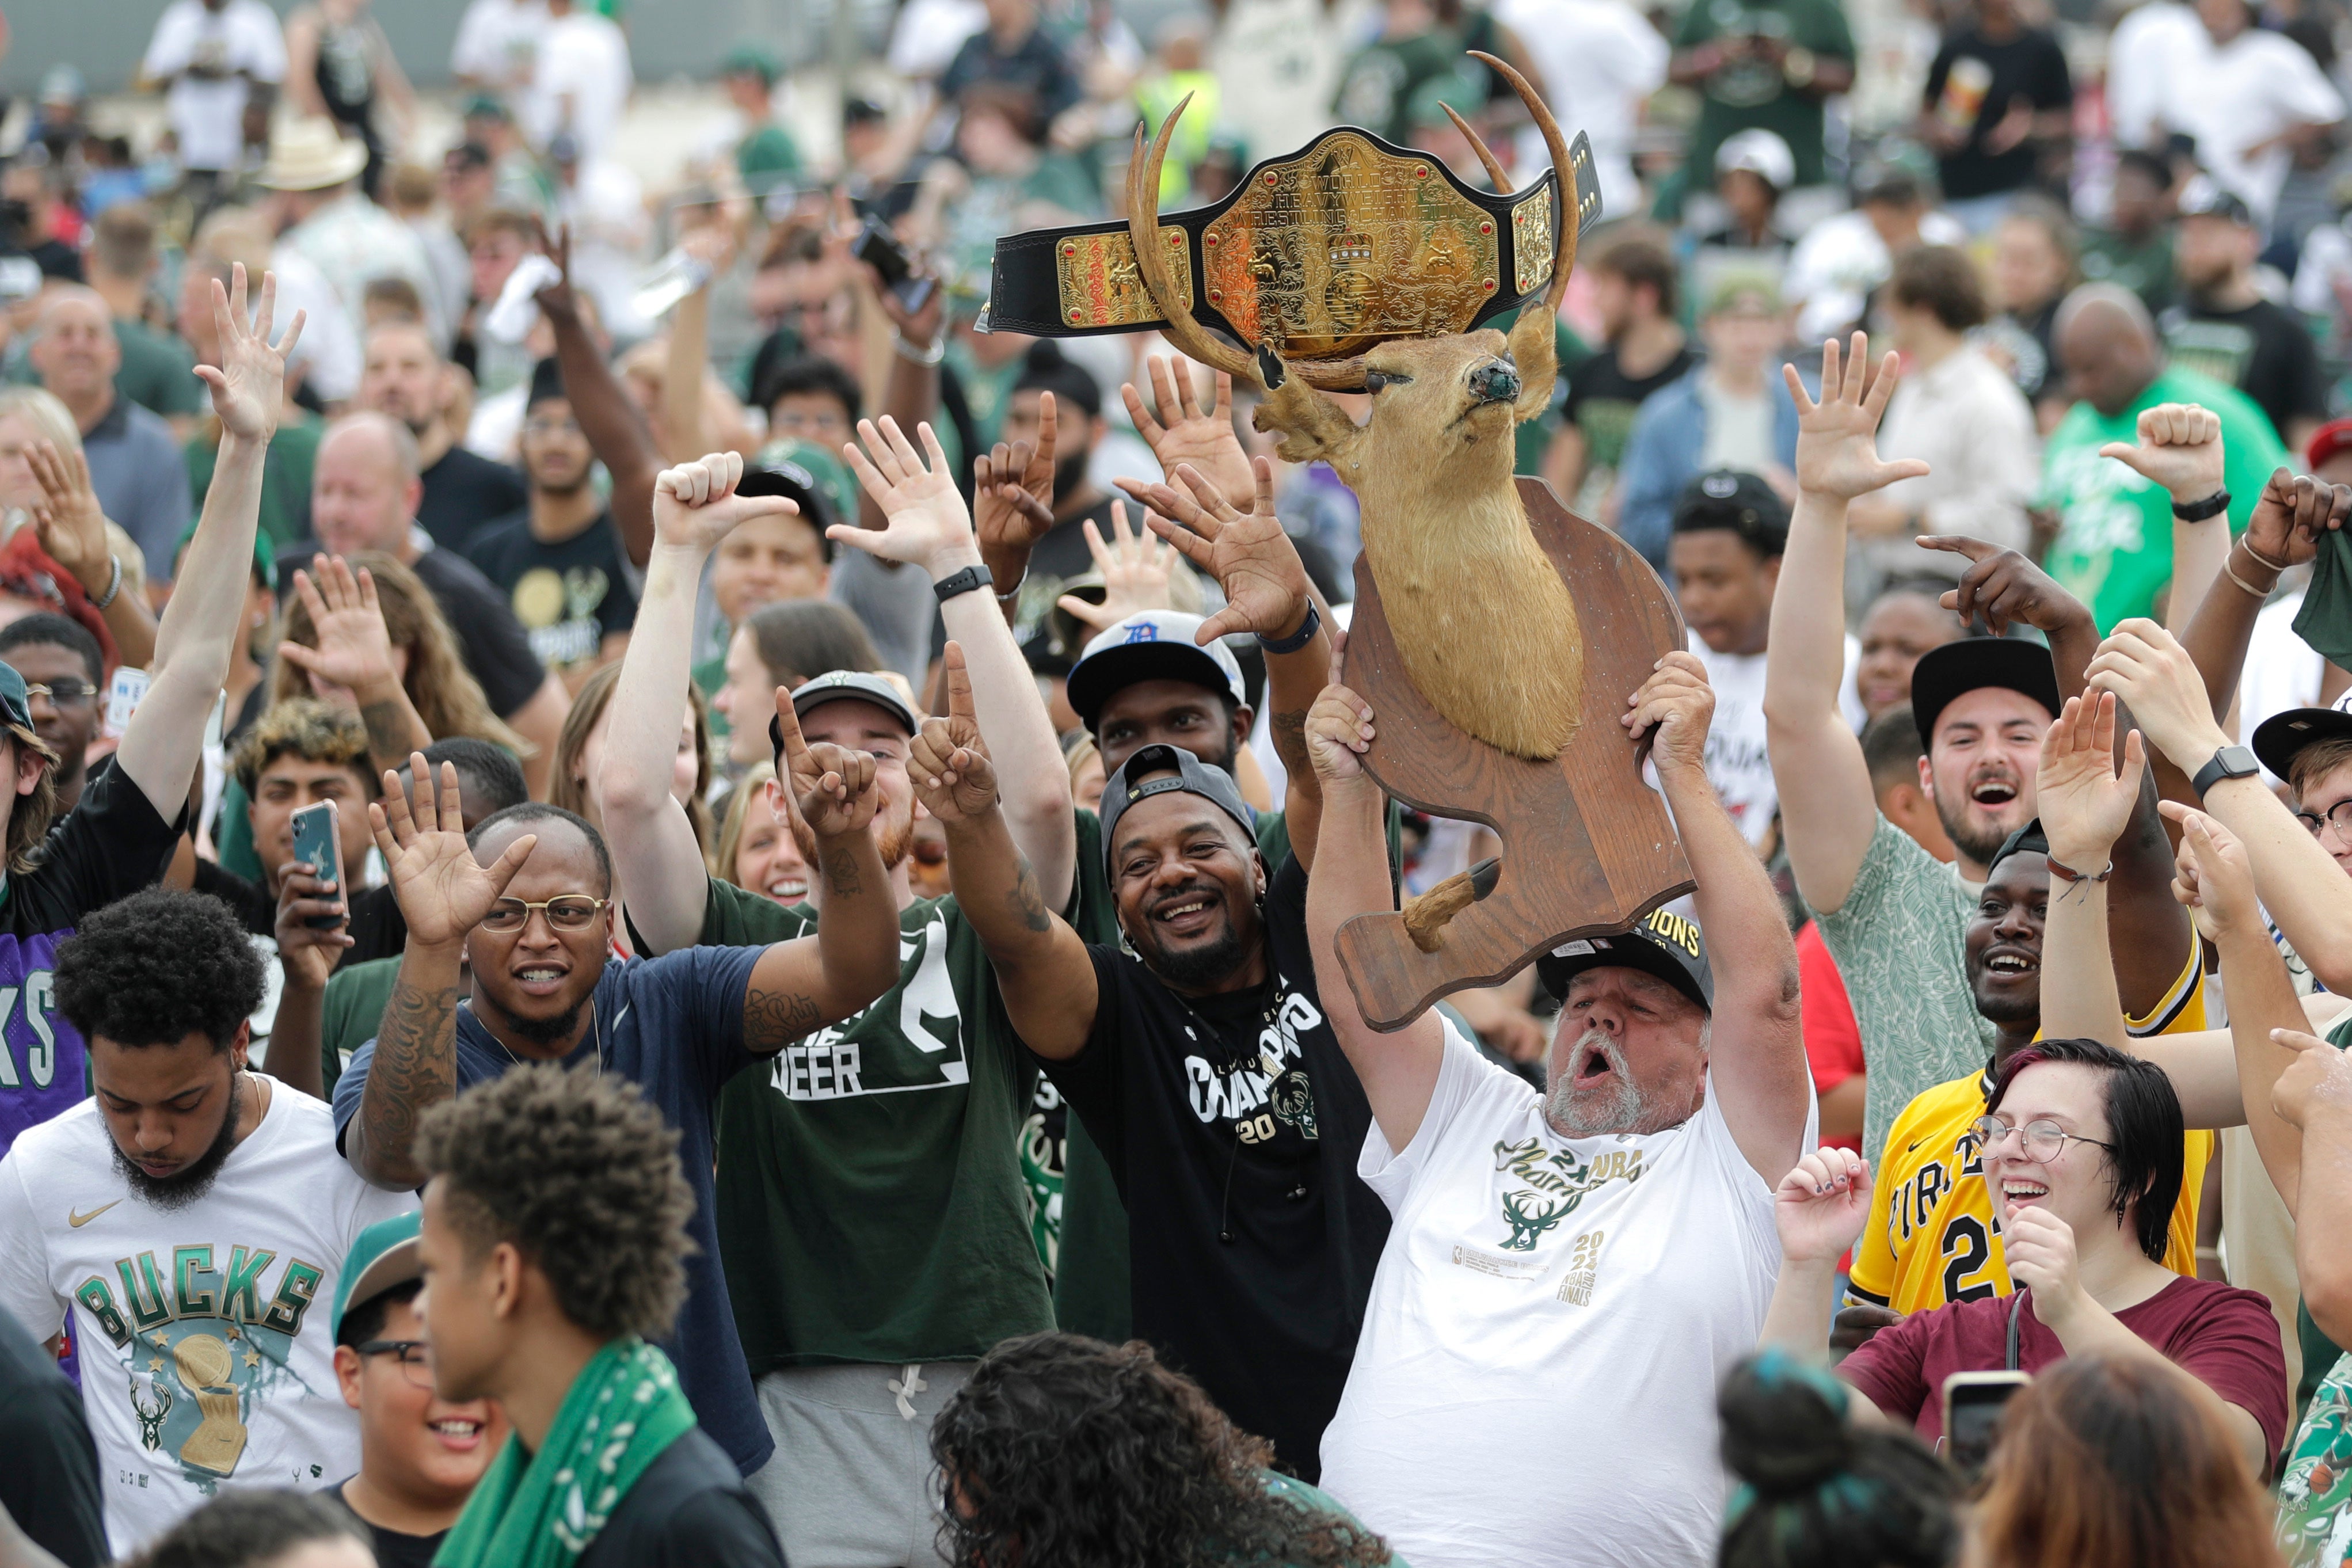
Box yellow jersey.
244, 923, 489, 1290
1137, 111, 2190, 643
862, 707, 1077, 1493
1845, 951, 2214, 1315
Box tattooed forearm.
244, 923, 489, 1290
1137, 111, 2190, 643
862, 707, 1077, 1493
1007, 854, 1053, 934
1270, 710, 1311, 775
745, 987, 824, 1048
351, 961, 459, 1190
819, 838, 863, 899
360, 697, 432, 773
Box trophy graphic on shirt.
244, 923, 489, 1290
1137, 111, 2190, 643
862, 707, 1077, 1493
173, 1333, 250, 1476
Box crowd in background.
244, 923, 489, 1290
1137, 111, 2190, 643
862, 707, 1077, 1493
0, 0, 2351, 1565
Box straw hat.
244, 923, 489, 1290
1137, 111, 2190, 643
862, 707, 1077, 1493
258, 117, 368, 192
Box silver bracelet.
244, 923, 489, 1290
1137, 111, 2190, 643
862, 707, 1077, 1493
892, 330, 946, 367
89, 554, 123, 611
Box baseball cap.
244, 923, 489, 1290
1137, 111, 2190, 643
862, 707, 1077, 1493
1987, 817, 2050, 877
720, 41, 783, 86
1536, 907, 1714, 1014
2307, 417, 2352, 472
1098, 743, 1256, 870
0, 661, 34, 735
2251, 690, 2352, 782
1065, 612, 1249, 732
330, 1211, 423, 1343
772, 669, 920, 760
1906, 637, 2061, 748
2177, 174, 2254, 228
1672, 470, 1789, 554
1715, 128, 1795, 192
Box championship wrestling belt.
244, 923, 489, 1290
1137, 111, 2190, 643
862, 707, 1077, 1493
985, 127, 1604, 378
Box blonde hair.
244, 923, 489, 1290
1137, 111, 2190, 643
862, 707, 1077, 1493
2, 726, 60, 877
716, 761, 778, 889
272, 552, 530, 756
549, 663, 715, 861
0, 387, 80, 454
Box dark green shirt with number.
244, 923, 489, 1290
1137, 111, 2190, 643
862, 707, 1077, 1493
1674, 0, 1856, 190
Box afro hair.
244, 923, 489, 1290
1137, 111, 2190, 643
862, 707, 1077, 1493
55, 889, 265, 1051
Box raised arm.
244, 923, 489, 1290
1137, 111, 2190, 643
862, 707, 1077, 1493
907, 644, 1099, 1057
1120, 357, 1258, 513
24, 441, 157, 669
1760, 1147, 1879, 1387
1302, 660, 1444, 1149
116, 265, 302, 818
600, 452, 806, 954
275, 557, 433, 773
2033, 692, 2144, 1051
1631, 652, 1809, 1182
347, 758, 537, 1189
838, 418, 1075, 909
537, 223, 662, 568
2271, 1026, 2352, 1343
2177, 469, 2347, 722
741, 695, 900, 1046
1764, 334, 1930, 914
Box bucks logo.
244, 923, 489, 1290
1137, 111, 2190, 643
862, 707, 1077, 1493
129, 1371, 172, 1451
1490, 1139, 1644, 1251
1498, 1189, 1575, 1250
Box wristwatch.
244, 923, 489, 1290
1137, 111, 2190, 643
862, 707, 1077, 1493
932, 562, 994, 604
2172, 489, 2231, 522
2191, 744, 2260, 797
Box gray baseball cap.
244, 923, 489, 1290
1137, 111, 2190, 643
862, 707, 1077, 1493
771, 669, 919, 758
1098, 743, 1255, 870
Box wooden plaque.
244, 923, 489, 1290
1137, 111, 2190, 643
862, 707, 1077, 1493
1335, 476, 1695, 1031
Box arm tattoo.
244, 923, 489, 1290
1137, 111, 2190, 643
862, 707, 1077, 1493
352, 973, 457, 1186
820, 840, 863, 899
744, 987, 824, 1048
1270, 710, 1311, 774
359, 699, 421, 773
1007, 854, 1053, 934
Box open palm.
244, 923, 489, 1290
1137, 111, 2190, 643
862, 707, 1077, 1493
198, 264, 303, 444
1121, 457, 1308, 642
370, 757, 536, 947
838, 417, 975, 569
2035, 692, 2145, 866
280, 555, 398, 694
1786, 333, 1929, 501
1124, 357, 1256, 512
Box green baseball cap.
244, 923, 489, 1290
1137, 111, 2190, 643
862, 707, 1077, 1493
332, 1209, 423, 1342
173, 519, 277, 592
721, 41, 782, 86
0, 660, 34, 734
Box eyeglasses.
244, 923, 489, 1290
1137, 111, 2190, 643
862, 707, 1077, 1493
24, 679, 97, 709
479, 895, 610, 933
1968, 1114, 2115, 1166
523, 416, 583, 439
2296, 799, 2352, 841
353, 1338, 433, 1389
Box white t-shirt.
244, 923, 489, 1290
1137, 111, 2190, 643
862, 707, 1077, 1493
1495, 0, 1666, 216
1688, 634, 1864, 847
2174, 29, 2344, 222
451, 0, 549, 86
140, 0, 288, 174
2106, 1, 2208, 149
520, 12, 633, 159
2241, 586, 2328, 785
1319, 1026, 1807, 1568
0, 1078, 416, 1555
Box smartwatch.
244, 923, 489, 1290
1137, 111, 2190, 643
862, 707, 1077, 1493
931, 563, 994, 604
2191, 744, 2260, 798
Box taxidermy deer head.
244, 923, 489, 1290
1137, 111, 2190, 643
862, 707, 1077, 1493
1126, 52, 1588, 763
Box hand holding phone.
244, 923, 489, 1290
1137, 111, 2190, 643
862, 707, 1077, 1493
289, 800, 345, 931
1942, 1369, 2030, 1478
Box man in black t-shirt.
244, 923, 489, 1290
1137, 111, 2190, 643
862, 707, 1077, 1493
0, 1303, 106, 1566
465, 359, 640, 688
1554, 234, 1697, 507
995, 356, 1125, 672
359, 320, 526, 553
1917, 0, 2071, 215
908, 659, 1386, 1481
2164, 179, 2331, 451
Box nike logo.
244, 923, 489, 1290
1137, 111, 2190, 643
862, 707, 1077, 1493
1907, 1138, 1928, 1154
67, 1200, 122, 1228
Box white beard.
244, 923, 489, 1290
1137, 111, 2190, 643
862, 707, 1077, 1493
1543, 1027, 1646, 1138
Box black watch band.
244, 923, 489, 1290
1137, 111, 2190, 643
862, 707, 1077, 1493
932, 563, 994, 604
2191, 744, 2260, 797
2172, 489, 2231, 522
1257, 603, 1322, 655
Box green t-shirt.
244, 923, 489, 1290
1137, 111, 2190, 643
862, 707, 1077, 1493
945, 342, 1028, 455
186, 413, 322, 553
1332, 29, 1463, 145
2078, 227, 2176, 315
1673, 0, 1855, 189
316, 955, 402, 1103
2037, 364, 2283, 631
2279, 1343, 2352, 1565
115, 318, 207, 420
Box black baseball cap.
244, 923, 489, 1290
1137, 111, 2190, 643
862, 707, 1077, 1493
2177, 175, 2255, 228
1987, 818, 2050, 877
1098, 743, 1255, 870
2251, 691, 2352, 783
1906, 637, 2061, 747
1537, 907, 1714, 1014
771, 669, 919, 759
1672, 470, 1788, 555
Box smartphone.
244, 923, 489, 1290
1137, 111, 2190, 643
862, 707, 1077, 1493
854, 218, 938, 314
104, 667, 149, 739
290, 800, 345, 931
1942, 1369, 2030, 1478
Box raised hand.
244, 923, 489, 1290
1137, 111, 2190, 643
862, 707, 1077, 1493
196, 263, 304, 444
2270, 1025, 2352, 1130
1120, 456, 1311, 644
972, 395, 1057, 563
1772, 1145, 1872, 1265
907, 642, 999, 823
273, 861, 353, 992
838, 416, 976, 574
1784, 333, 1930, 501
1622, 651, 1716, 776
529, 218, 581, 322
772, 687, 881, 839
2084, 618, 2231, 770
278, 555, 399, 698
369, 756, 538, 949
2001, 1204, 2086, 1322
2096, 402, 2223, 504
1917, 534, 2092, 639
2035, 692, 2146, 872
2240, 467, 2350, 574
1122, 356, 1256, 512
1056, 501, 1177, 633
652, 451, 801, 554
1304, 649, 1375, 786
24, 440, 112, 590
2157, 801, 2260, 941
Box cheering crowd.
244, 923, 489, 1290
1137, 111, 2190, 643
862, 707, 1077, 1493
9, 0, 2352, 1564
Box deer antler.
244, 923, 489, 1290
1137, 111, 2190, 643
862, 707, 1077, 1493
1125, 101, 1259, 386
1470, 49, 1578, 311
1440, 102, 1513, 195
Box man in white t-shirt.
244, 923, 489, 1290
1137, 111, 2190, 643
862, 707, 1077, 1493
451, 0, 549, 90
1493, 0, 1666, 215
2173, 0, 2341, 225
140, 0, 288, 179
0, 890, 414, 1557
1303, 651, 1815, 1568
1669, 469, 1863, 847
519, 0, 633, 162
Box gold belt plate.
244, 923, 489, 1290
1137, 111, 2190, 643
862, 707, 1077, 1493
1055, 226, 1194, 329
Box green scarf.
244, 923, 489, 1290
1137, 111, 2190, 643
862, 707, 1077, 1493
2293, 526, 2352, 667
433, 1337, 697, 1568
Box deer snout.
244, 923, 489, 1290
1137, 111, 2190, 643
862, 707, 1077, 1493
1467, 360, 1521, 405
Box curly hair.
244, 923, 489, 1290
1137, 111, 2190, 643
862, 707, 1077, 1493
54, 889, 267, 1050
272, 551, 530, 758
413, 1064, 695, 1342
931, 1333, 1393, 1568
230, 697, 379, 800
549, 661, 713, 861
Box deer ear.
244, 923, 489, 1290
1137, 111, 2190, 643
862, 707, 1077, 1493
1506, 303, 1561, 424
1251, 378, 1367, 471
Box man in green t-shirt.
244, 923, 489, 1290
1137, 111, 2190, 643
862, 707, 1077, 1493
2038, 284, 2286, 630
1670, 0, 1856, 196
1332, 0, 1463, 146
717, 42, 803, 199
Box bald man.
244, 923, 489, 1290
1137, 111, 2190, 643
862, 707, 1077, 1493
310, 412, 570, 791
2038, 283, 2287, 629
28, 286, 192, 582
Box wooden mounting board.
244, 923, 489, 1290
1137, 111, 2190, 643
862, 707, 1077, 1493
1335, 475, 1696, 1031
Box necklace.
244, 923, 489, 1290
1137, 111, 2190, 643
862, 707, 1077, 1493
474, 988, 606, 1078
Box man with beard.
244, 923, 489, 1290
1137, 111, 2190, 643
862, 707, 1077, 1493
1764, 334, 2194, 1162
987, 355, 1127, 668
904, 649, 1387, 1485
1296, 650, 1811, 1568
587, 427, 1079, 1564
0, 888, 416, 1555
463, 359, 640, 689
357, 321, 524, 552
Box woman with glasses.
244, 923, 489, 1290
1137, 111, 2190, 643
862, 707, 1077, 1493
1761, 1035, 2289, 1479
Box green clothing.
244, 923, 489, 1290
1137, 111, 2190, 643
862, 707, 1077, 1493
734, 123, 803, 195
1255, 1472, 1409, 1565
112, 317, 206, 420
2078, 227, 2176, 315
1673, 0, 1856, 190
185, 412, 322, 553
2279, 1348, 2352, 1567
1137, 70, 1220, 202
1333, 29, 1463, 146
700, 833, 1090, 1367
1514, 317, 1593, 478
2296, 525, 2352, 667
2038, 365, 2282, 630
943, 341, 1027, 454
1812, 815, 1993, 1166
749, 436, 859, 534
318, 956, 402, 1103
215, 777, 265, 884
434, 1336, 695, 1568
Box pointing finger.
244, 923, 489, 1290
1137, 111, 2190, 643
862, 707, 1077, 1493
943, 641, 976, 725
